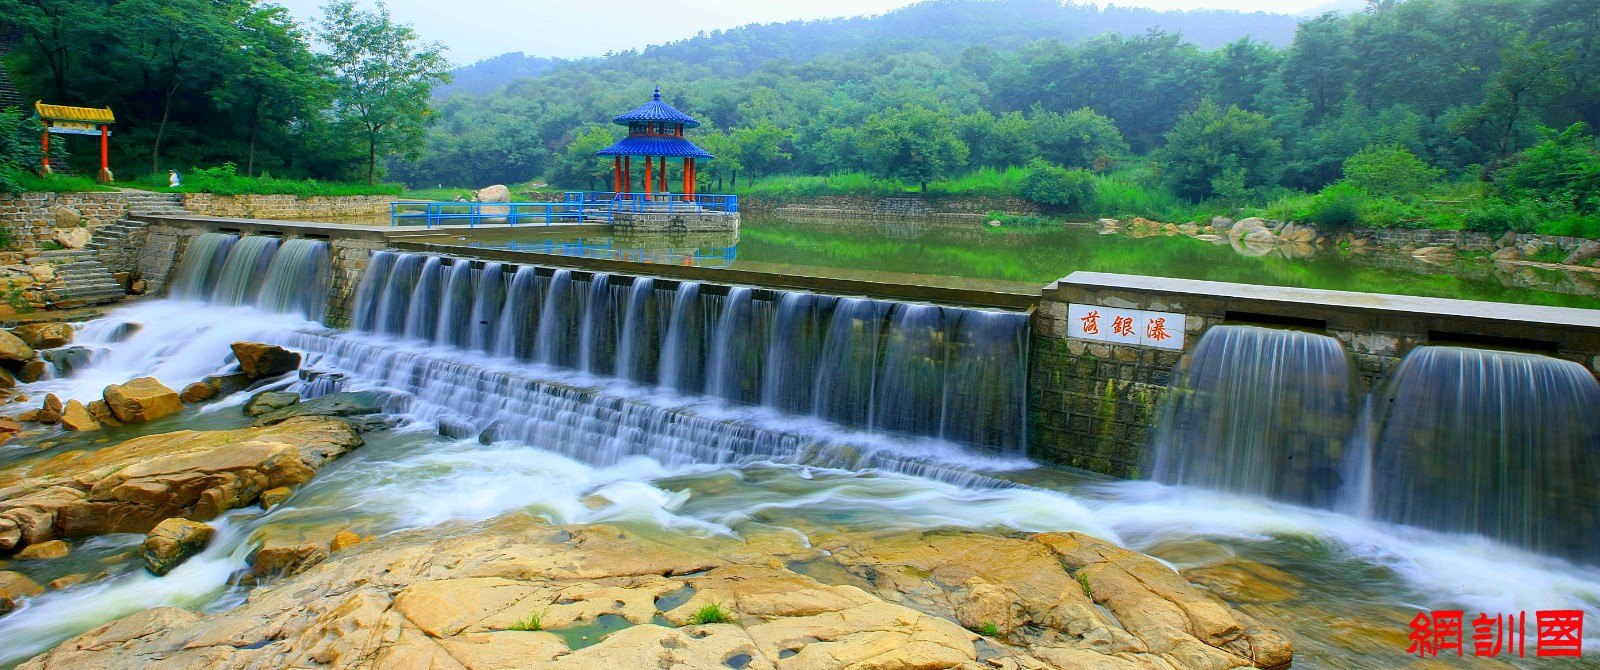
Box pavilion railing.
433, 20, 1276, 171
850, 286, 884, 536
391, 192, 738, 227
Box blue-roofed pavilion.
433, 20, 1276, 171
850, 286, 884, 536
597, 87, 713, 196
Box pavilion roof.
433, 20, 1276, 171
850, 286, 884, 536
596, 135, 713, 159
35, 101, 114, 124
613, 87, 701, 128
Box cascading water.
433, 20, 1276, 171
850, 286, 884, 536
1148, 325, 1357, 506
1361, 346, 1600, 561
343, 252, 1031, 452
1150, 324, 1600, 563
164, 232, 331, 320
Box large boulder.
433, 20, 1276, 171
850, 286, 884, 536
53, 228, 91, 250
252, 391, 389, 427
10, 323, 73, 350
243, 390, 300, 417
142, 518, 215, 576
0, 331, 34, 364
1228, 217, 1270, 240
179, 381, 219, 404
0, 417, 363, 554
0, 570, 44, 598
17, 361, 48, 383
475, 184, 511, 203
1564, 239, 1600, 266
60, 400, 99, 432
41, 346, 92, 377
231, 342, 301, 380
202, 372, 252, 396
50, 206, 82, 229
103, 377, 184, 424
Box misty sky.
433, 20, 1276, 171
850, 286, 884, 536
277, 0, 1333, 65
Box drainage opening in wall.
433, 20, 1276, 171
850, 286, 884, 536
1426, 330, 1558, 354
1222, 310, 1328, 332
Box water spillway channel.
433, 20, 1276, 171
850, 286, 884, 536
1, 233, 1598, 670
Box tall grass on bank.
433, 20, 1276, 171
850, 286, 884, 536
139, 163, 403, 197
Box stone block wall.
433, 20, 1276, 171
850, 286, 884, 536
325, 237, 386, 329
180, 194, 394, 220
0, 192, 129, 250
1027, 272, 1600, 478
611, 212, 740, 233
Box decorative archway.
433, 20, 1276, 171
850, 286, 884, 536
35, 101, 115, 183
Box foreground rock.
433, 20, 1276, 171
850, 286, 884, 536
0, 331, 34, 364
102, 377, 184, 424
10, 323, 73, 350
142, 518, 215, 575
243, 390, 299, 417
231, 342, 300, 380
16, 515, 1291, 670
0, 417, 363, 554
252, 390, 389, 427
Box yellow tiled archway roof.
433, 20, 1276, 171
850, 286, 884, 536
34, 101, 115, 124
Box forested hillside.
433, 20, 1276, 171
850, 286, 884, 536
397, 0, 1599, 237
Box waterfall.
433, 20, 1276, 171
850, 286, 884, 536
1362, 346, 1600, 561
1147, 325, 1357, 506
404, 256, 444, 341
340, 252, 1031, 453
167, 233, 237, 300
257, 239, 331, 320
167, 232, 331, 320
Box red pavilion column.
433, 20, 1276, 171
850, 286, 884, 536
624, 156, 632, 192
644, 155, 652, 197
683, 158, 693, 197
613, 157, 622, 194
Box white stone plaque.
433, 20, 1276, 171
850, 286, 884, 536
1067, 303, 1185, 350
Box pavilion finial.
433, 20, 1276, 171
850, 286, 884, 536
653, 86, 661, 101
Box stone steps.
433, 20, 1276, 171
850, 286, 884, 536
32, 249, 126, 308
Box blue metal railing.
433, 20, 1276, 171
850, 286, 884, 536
391, 192, 738, 227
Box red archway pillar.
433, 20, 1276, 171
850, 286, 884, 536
98, 124, 111, 183
40, 126, 50, 173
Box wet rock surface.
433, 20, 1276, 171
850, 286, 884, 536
15, 514, 1291, 670
142, 518, 215, 576
0, 417, 363, 554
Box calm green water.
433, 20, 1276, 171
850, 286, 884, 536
443, 215, 1600, 309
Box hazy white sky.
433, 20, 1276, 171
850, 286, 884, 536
277, 0, 1330, 64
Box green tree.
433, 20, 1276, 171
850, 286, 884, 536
858, 105, 969, 192
318, 0, 451, 184
1495, 123, 1600, 213
212, 4, 328, 176
1031, 108, 1127, 170
730, 121, 792, 185
1019, 159, 1096, 211
0, 109, 49, 194
1157, 101, 1282, 201
1342, 144, 1443, 199
695, 130, 744, 191
546, 124, 618, 190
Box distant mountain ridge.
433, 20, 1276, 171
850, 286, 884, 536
439, 0, 1299, 97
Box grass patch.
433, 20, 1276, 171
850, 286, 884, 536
14, 173, 118, 193
975, 621, 1000, 637
138, 163, 403, 197
688, 602, 733, 625
509, 610, 545, 632
399, 186, 476, 201
1077, 572, 1093, 598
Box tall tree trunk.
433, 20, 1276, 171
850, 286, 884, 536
368, 130, 378, 185
150, 82, 178, 175
246, 96, 261, 177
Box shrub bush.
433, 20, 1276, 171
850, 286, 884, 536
1019, 160, 1096, 211
1342, 144, 1443, 199
1304, 182, 1364, 229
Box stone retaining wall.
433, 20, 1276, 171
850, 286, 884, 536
742, 194, 1042, 219
610, 211, 740, 233
0, 192, 128, 250
179, 194, 394, 220
1029, 272, 1600, 478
